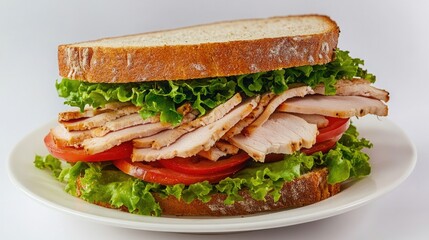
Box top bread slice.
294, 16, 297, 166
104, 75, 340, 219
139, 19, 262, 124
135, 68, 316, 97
58, 14, 339, 83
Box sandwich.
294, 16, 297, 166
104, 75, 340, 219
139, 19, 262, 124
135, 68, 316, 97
35, 14, 389, 216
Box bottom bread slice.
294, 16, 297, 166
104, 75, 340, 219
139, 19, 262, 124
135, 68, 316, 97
156, 168, 340, 216
79, 168, 340, 216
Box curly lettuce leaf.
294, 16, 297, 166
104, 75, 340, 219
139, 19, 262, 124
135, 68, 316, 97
56, 77, 237, 125
56, 50, 374, 125
34, 154, 62, 178
55, 161, 162, 216
217, 152, 315, 203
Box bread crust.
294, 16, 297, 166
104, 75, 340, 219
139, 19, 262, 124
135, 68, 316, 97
155, 168, 340, 216
58, 15, 339, 83
78, 168, 340, 216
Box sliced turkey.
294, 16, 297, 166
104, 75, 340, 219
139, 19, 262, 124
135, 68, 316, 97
243, 86, 314, 136
58, 102, 132, 122
223, 92, 275, 139
50, 125, 92, 147
289, 113, 329, 128
58, 108, 110, 122
91, 114, 159, 137
197, 147, 227, 161
132, 98, 258, 162
93, 111, 201, 138
82, 123, 170, 155
189, 93, 243, 127
133, 93, 243, 149
82, 111, 197, 155
197, 140, 240, 161
277, 95, 388, 118
51, 114, 163, 146
228, 112, 317, 162
314, 79, 390, 102
61, 105, 141, 131
215, 141, 239, 155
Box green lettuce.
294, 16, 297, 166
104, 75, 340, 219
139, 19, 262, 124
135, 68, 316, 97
34, 154, 62, 178
35, 123, 372, 216
56, 49, 374, 125
41, 160, 163, 216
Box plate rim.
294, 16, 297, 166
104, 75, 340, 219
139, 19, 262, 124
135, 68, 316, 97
7, 117, 417, 233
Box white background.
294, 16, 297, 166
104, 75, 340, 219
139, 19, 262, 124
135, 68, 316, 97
1, 0, 428, 239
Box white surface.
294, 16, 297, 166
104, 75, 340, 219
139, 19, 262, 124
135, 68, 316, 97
8, 117, 416, 233
1, 0, 428, 239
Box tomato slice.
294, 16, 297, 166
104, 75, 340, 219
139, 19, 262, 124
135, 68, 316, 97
316, 117, 350, 143
264, 154, 284, 163
301, 134, 342, 155
113, 158, 246, 185
158, 153, 250, 175
299, 117, 350, 155
44, 133, 132, 162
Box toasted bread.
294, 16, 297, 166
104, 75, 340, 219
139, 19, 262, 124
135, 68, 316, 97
58, 15, 339, 83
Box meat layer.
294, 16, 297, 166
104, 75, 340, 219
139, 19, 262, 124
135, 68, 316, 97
243, 86, 314, 136
277, 95, 388, 118
132, 98, 258, 162
228, 112, 317, 162
133, 93, 243, 149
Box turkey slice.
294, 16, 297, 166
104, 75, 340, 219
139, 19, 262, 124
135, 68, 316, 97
132, 98, 258, 162
133, 93, 243, 149
223, 92, 275, 139
197, 147, 227, 161
57, 102, 132, 121
277, 95, 388, 118
314, 79, 390, 102
50, 125, 92, 147
215, 141, 239, 155
82, 123, 170, 155
228, 113, 317, 162
51, 114, 161, 146
197, 141, 240, 161
82, 111, 197, 155
289, 113, 328, 128
243, 86, 314, 136
91, 114, 160, 137
61, 105, 141, 131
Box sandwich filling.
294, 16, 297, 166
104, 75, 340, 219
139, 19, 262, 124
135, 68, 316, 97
36, 49, 389, 216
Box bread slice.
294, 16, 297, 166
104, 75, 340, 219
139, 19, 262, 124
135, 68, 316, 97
77, 168, 340, 216
58, 15, 339, 83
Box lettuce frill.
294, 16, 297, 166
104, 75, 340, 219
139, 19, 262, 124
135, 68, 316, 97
56, 50, 375, 125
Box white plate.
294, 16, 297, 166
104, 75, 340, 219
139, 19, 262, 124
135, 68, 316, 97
8, 116, 416, 233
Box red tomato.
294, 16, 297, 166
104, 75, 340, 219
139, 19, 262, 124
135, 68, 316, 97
264, 154, 284, 163
301, 117, 349, 155
113, 158, 246, 185
316, 117, 350, 143
158, 153, 250, 175
301, 135, 341, 155
44, 133, 133, 162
